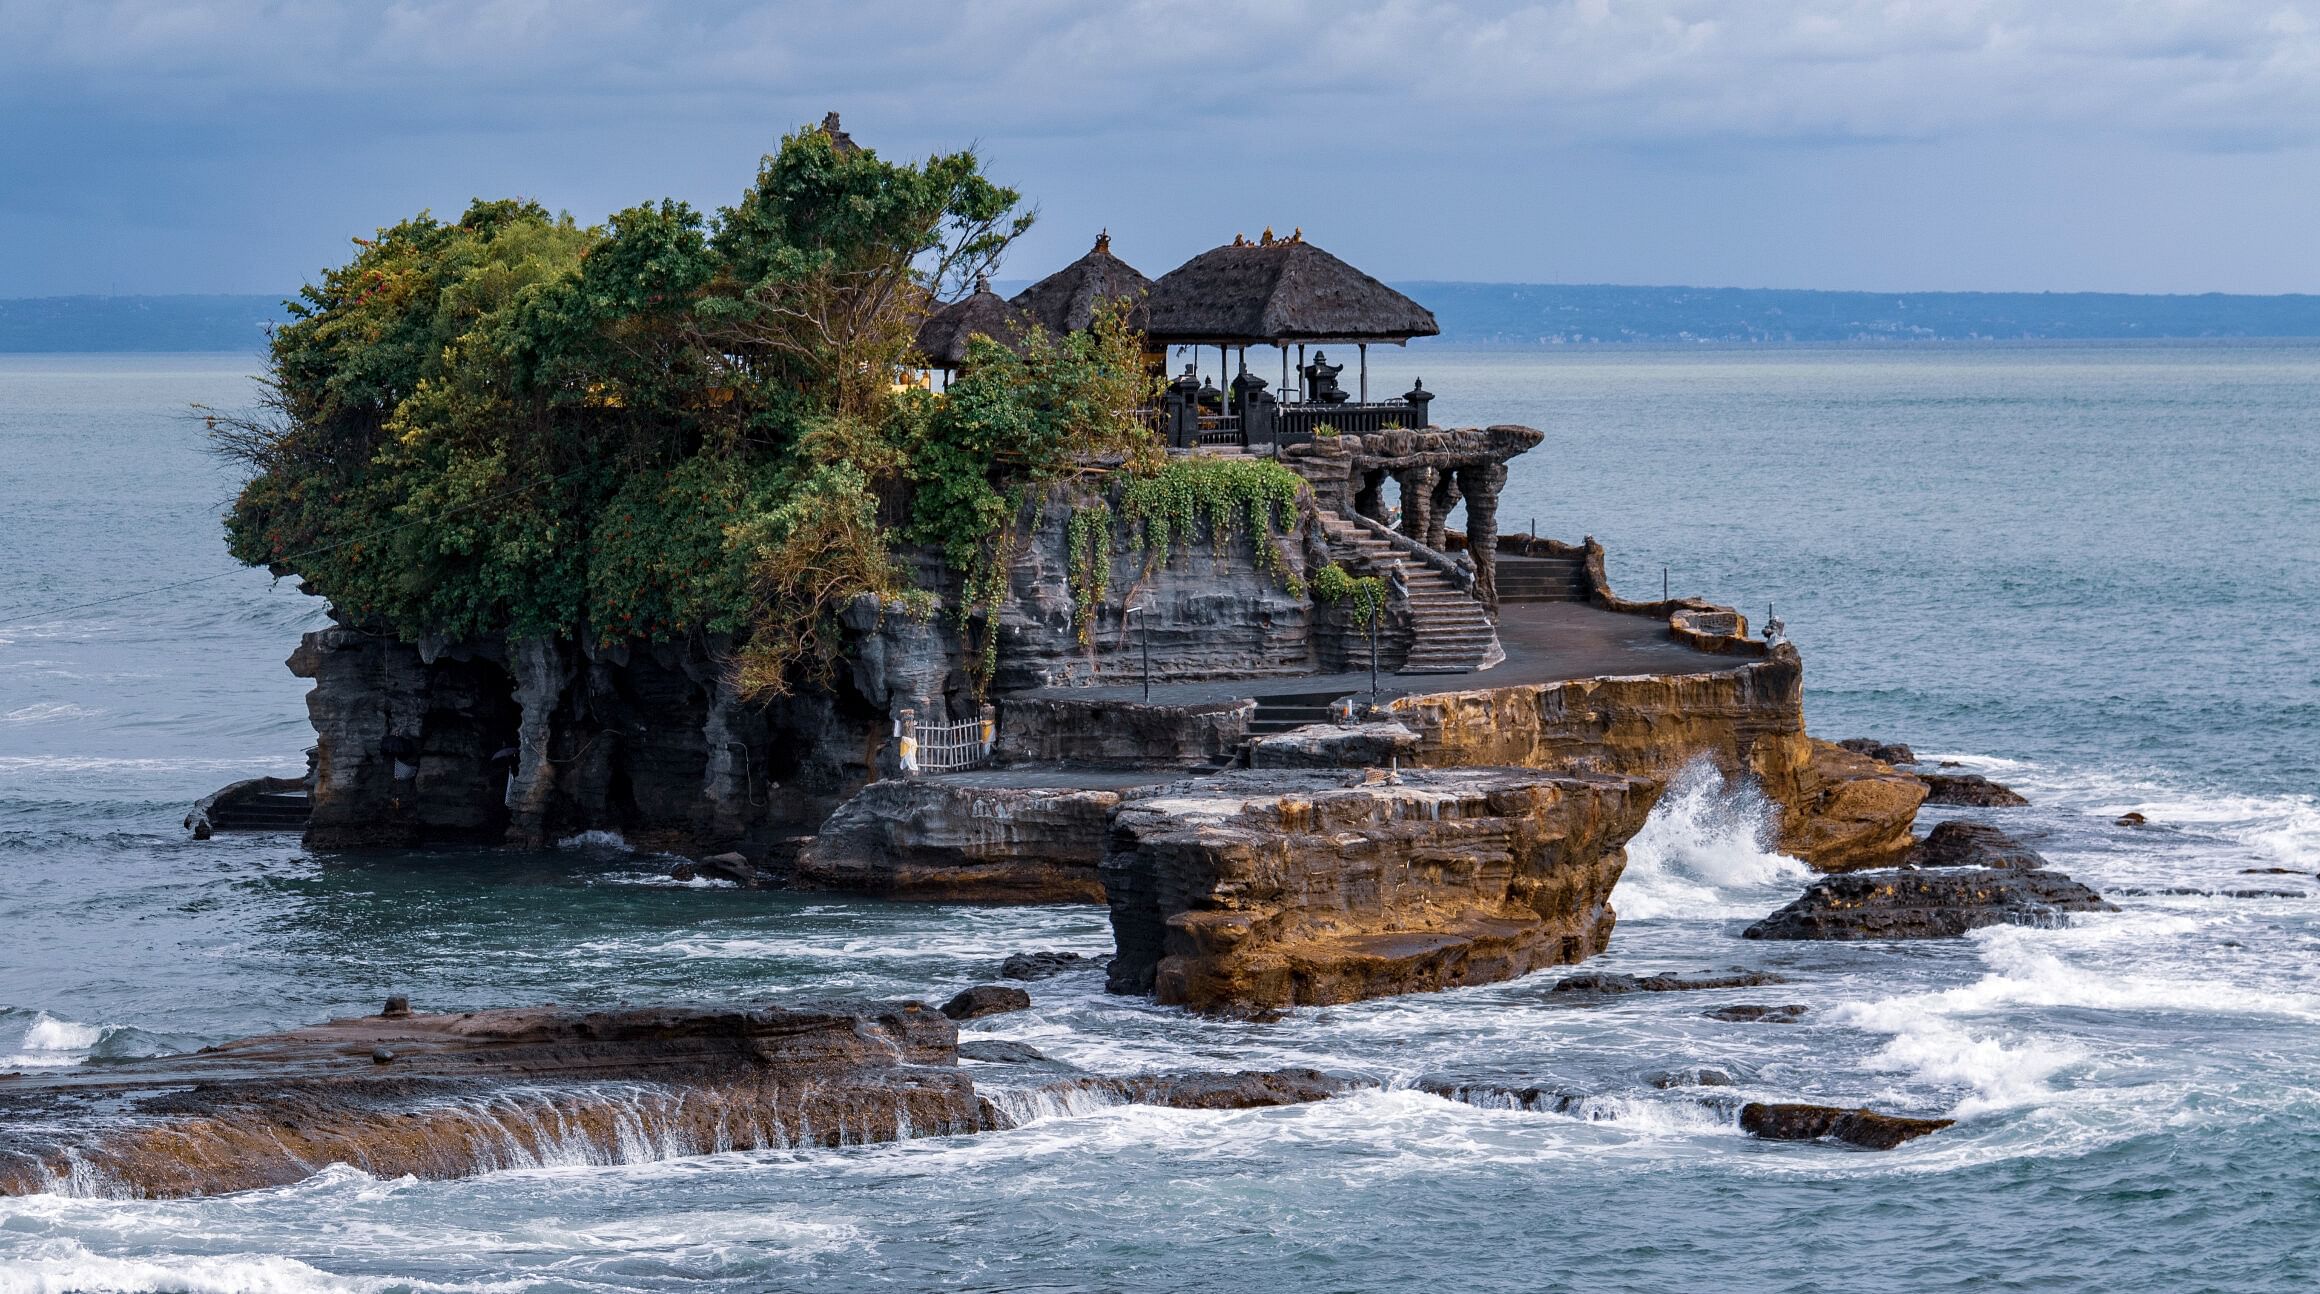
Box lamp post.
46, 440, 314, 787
1125, 599, 1154, 702
1367, 602, 1380, 707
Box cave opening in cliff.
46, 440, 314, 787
414, 655, 523, 843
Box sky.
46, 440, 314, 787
3, 0, 2318, 298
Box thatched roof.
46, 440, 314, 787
1144, 232, 1438, 345
914, 275, 1033, 369
1010, 232, 1151, 334
819, 112, 860, 156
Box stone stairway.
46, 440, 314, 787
1315, 511, 1500, 674
1495, 553, 1589, 602
1249, 691, 1345, 736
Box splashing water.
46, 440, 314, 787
1610, 760, 1811, 920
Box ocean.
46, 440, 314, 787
1, 344, 2315, 1292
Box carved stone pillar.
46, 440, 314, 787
1455, 461, 1507, 612
1426, 471, 1461, 551
1398, 467, 1436, 542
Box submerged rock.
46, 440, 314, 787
1918, 773, 2029, 807
1650, 1068, 1736, 1089
1705, 1004, 1809, 1023
1744, 868, 2117, 941
1739, 1102, 1954, 1150
956, 1040, 1060, 1066
939, 986, 1032, 1021
1905, 820, 2047, 870
1101, 767, 1657, 1015
1551, 970, 1787, 994
2115, 812, 2148, 826
1837, 739, 1917, 766
999, 951, 1100, 981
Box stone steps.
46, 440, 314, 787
1496, 555, 1588, 603
1314, 511, 1499, 674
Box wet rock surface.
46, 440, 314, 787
1245, 722, 1423, 770
0, 1001, 975, 1198
1705, 1004, 1810, 1023
1739, 1101, 1955, 1149
1551, 970, 1787, 995
1744, 868, 2118, 941
999, 951, 1100, 981
1838, 738, 1917, 766
1649, 1068, 1736, 1089
1918, 772, 2030, 807
0, 1003, 1365, 1198
1102, 767, 1657, 1015
939, 986, 1032, 1021
1905, 820, 2048, 870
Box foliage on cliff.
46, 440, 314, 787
216, 120, 1162, 693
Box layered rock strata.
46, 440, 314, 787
1101, 767, 1657, 1015
1385, 647, 1924, 871
0, 1001, 1346, 1199
793, 778, 1127, 902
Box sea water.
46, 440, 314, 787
0, 345, 2315, 1292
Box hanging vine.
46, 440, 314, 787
1066, 501, 1114, 645
1311, 561, 1387, 625
1118, 456, 1308, 597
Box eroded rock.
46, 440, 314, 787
940, 986, 1032, 1021
1705, 1004, 1809, 1023
795, 779, 1124, 902
1739, 1101, 1955, 1149
999, 951, 1099, 981
1918, 772, 2029, 807
1246, 722, 1422, 770
1102, 766, 1657, 1015
1838, 739, 1917, 766
1905, 820, 2047, 870
1744, 868, 2117, 941
1551, 970, 1787, 994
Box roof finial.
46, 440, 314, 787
1094, 229, 1111, 254
819, 111, 860, 155
1260, 226, 1275, 246
974, 271, 990, 293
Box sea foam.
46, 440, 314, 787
1610, 760, 1811, 920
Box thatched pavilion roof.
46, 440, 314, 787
1144, 232, 1438, 345
1010, 232, 1151, 334
914, 275, 1033, 369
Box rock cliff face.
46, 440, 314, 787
1384, 646, 1923, 871
292, 626, 888, 855
1101, 767, 1657, 1015
793, 778, 1126, 902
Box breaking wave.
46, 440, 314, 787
1611, 760, 1811, 920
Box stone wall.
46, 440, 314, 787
1101, 767, 1658, 1015
987, 493, 1320, 692
993, 696, 1253, 769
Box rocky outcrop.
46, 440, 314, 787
1386, 649, 1923, 872
1739, 1102, 1954, 1149
1775, 740, 1929, 871
1102, 767, 1657, 1015
1906, 820, 2046, 869
0, 1001, 977, 1198
999, 951, 1100, 980
939, 986, 1031, 1020
0, 1001, 1349, 1199
1705, 1003, 1809, 1023
1550, 970, 1786, 994
1838, 738, 1917, 765
1918, 772, 2030, 807
1245, 721, 1422, 769
792, 778, 1125, 902
1744, 868, 2117, 941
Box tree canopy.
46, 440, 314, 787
218, 120, 1160, 694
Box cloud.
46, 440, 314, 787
4, 0, 2314, 147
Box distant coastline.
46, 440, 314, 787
7, 283, 2319, 353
